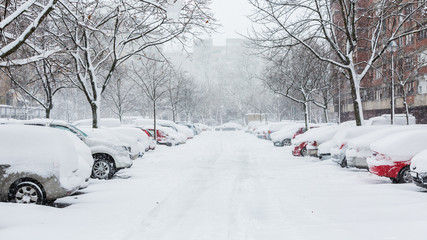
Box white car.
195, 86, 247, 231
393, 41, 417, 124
23, 119, 132, 179
410, 149, 427, 188
0, 125, 92, 204
270, 124, 305, 147
109, 127, 148, 154
345, 126, 422, 169
76, 127, 134, 179
330, 126, 389, 167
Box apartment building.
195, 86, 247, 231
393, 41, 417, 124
334, 1, 427, 123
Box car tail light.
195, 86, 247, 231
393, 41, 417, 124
339, 143, 346, 150
312, 141, 317, 146
268, 130, 271, 134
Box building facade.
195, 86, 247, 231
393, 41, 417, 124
334, 1, 427, 123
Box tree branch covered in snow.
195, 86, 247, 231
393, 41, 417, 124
247, 0, 427, 126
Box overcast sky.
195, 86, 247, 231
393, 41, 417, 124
210, 0, 253, 45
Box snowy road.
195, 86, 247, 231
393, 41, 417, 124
2, 131, 427, 240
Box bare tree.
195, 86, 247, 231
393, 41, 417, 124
104, 66, 138, 122
394, 49, 427, 124
0, 0, 59, 63
248, 0, 427, 126
54, 0, 215, 127
5, 57, 69, 118
167, 68, 188, 122
131, 57, 170, 140
179, 76, 198, 122
262, 46, 327, 129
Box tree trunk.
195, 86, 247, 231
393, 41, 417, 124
45, 107, 51, 119
324, 107, 329, 123
153, 101, 157, 140
172, 107, 176, 122
348, 72, 364, 126
403, 93, 410, 125
91, 102, 98, 128
303, 101, 309, 130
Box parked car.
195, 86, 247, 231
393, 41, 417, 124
345, 126, 422, 169
254, 124, 269, 139
144, 125, 179, 146
194, 123, 210, 132
367, 129, 427, 183
410, 149, 427, 188
216, 122, 243, 131
108, 126, 148, 154
330, 126, 388, 167
0, 125, 92, 204
270, 125, 305, 147
132, 127, 157, 151
73, 118, 122, 128
317, 140, 334, 160
266, 122, 293, 140
366, 114, 416, 125
177, 122, 199, 136
23, 119, 133, 180
291, 125, 341, 157
78, 127, 134, 179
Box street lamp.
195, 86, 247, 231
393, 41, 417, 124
387, 40, 398, 125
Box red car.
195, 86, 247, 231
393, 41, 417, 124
292, 141, 317, 157
368, 152, 411, 183
367, 129, 427, 183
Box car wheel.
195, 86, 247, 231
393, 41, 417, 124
91, 156, 115, 179
10, 181, 45, 204
300, 147, 307, 157
282, 139, 291, 146
340, 157, 348, 168
397, 166, 412, 183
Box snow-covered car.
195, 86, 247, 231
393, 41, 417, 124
138, 128, 157, 150
254, 124, 269, 139
330, 126, 388, 167
367, 129, 427, 183
216, 122, 243, 131
366, 114, 416, 125
194, 123, 210, 132
73, 118, 122, 128
345, 125, 423, 169
266, 122, 293, 140
108, 127, 148, 155
175, 123, 195, 139
291, 125, 341, 157
23, 119, 133, 179
177, 122, 199, 136
410, 149, 427, 188
0, 125, 92, 204
317, 140, 334, 160
144, 125, 179, 146
270, 125, 306, 147
78, 127, 134, 179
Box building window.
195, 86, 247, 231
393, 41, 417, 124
405, 4, 413, 15
418, 29, 427, 41
406, 33, 414, 45
375, 68, 382, 80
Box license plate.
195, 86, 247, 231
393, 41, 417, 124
410, 171, 418, 178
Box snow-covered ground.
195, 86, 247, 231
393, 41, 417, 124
2, 131, 427, 239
